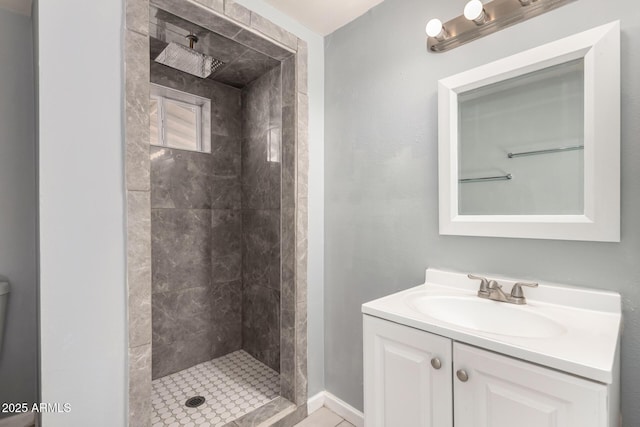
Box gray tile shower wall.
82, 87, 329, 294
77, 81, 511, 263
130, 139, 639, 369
150, 63, 243, 378
151, 208, 212, 294
241, 65, 282, 372
151, 207, 213, 378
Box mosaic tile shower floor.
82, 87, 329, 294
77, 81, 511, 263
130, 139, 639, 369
151, 350, 280, 426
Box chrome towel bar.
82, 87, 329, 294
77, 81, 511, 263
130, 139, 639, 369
508, 145, 584, 158
459, 173, 512, 183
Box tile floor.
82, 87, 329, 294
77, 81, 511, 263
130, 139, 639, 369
151, 350, 280, 426
294, 408, 355, 427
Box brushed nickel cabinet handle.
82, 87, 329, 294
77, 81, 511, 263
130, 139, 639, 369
456, 369, 469, 382
431, 357, 442, 370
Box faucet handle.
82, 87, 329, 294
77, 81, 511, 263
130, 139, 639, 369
468, 274, 490, 296
510, 281, 539, 299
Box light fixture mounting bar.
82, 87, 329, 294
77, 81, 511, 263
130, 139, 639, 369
427, 0, 576, 53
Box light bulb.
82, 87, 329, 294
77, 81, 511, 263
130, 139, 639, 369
425, 18, 448, 41
464, 0, 488, 25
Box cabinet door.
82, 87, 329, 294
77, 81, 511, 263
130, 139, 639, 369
453, 343, 609, 427
363, 315, 453, 427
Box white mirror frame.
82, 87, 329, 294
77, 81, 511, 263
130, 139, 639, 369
438, 21, 620, 242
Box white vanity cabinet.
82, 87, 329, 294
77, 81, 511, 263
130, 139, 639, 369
363, 315, 452, 427
453, 342, 609, 427
364, 315, 613, 427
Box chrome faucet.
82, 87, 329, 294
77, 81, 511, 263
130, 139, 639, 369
468, 274, 538, 305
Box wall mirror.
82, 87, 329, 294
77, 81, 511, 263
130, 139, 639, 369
438, 21, 620, 241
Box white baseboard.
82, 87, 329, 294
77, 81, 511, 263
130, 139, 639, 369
307, 391, 364, 427
0, 413, 35, 427
307, 392, 326, 414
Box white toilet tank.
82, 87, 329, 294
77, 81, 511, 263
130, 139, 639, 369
0, 281, 9, 353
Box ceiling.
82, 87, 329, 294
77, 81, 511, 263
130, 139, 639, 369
0, 0, 382, 34
0, 0, 32, 16
262, 0, 385, 35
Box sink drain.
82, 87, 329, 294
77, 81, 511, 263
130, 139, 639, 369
185, 396, 205, 408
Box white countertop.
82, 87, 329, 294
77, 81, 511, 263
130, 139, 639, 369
362, 268, 621, 384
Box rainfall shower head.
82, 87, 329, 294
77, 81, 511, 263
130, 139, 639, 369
154, 34, 225, 79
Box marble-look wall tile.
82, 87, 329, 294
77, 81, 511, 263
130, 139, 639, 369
280, 295, 295, 401
270, 404, 307, 427
126, 0, 149, 36
242, 72, 270, 139
129, 344, 152, 427
294, 299, 308, 406
242, 285, 280, 372
296, 197, 308, 305
152, 0, 243, 39
212, 176, 242, 209
212, 135, 241, 177
242, 66, 282, 210
152, 286, 212, 348
296, 40, 308, 95
214, 50, 280, 89
281, 207, 296, 310
126, 30, 151, 191
242, 136, 281, 210
294, 37, 309, 409
152, 329, 213, 378
128, 191, 152, 348
211, 279, 242, 358
212, 209, 242, 282
151, 209, 212, 293
241, 62, 283, 374
211, 87, 243, 137
280, 46, 296, 399
232, 397, 296, 427
250, 12, 297, 50
224, 0, 251, 26
282, 56, 295, 109
232, 29, 293, 61
281, 106, 296, 210
242, 209, 280, 291
297, 93, 309, 201
150, 146, 212, 209
193, 0, 224, 13
269, 67, 283, 128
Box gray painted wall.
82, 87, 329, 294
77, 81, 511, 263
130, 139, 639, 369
0, 8, 37, 418
324, 0, 640, 424
37, 0, 127, 424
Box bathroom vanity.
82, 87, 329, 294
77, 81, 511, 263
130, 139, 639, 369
362, 269, 621, 427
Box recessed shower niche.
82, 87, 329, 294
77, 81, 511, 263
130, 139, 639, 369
123, 1, 308, 425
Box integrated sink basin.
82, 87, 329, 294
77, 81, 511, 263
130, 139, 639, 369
362, 268, 622, 384
408, 295, 566, 338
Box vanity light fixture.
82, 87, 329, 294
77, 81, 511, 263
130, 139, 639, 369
426, 18, 449, 41
425, 0, 575, 52
464, 0, 488, 25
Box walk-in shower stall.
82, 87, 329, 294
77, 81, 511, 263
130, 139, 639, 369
123, 1, 308, 425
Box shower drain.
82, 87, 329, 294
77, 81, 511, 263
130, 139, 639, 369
185, 396, 206, 408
